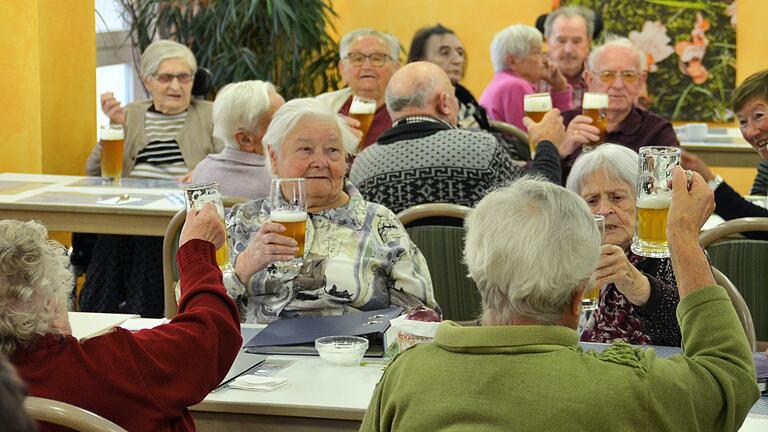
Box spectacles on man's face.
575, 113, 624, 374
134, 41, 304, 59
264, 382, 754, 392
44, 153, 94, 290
344, 52, 391, 67
152, 73, 194, 84
594, 70, 641, 84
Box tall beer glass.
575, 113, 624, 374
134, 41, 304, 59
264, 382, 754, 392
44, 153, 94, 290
631, 146, 680, 258
349, 95, 376, 152
184, 182, 232, 270
523, 93, 552, 155
582, 214, 605, 311
99, 125, 124, 184
582, 92, 608, 149
269, 178, 308, 270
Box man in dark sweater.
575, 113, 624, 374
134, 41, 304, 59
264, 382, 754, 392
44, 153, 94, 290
350, 61, 564, 214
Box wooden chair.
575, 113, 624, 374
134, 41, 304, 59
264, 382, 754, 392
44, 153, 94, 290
489, 119, 530, 160
397, 203, 479, 321
711, 267, 757, 351
24, 397, 127, 432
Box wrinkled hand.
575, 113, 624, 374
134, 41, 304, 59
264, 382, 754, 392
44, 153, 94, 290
561, 115, 600, 157
542, 59, 567, 92
234, 222, 298, 284
180, 202, 225, 249
680, 149, 715, 182
523, 109, 567, 155
667, 166, 715, 241
100, 92, 126, 126
340, 115, 364, 140
594, 244, 651, 306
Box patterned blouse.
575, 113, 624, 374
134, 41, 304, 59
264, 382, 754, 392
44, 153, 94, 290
222, 182, 436, 323
580, 252, 682, 346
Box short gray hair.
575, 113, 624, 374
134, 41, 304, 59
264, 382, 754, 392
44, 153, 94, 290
340, 29, 400, 61
566, 144, 639, 196
262, 98, 359, 175
0, 220, 73, 353
464, 177, 600, 325
588, 37, 644, 72
490, 25, 543, 73
140, 40, 197, 78
213, 80, 279, 149
385, 72, 437, 113
544, 6, 595, 40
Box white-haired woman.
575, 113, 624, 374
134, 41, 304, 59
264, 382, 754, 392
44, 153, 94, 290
224, 98, 436, 323
479, 24, 572, 131
78, 40, 223, 318
566, 144, 680, 346
191, 80, 285, 199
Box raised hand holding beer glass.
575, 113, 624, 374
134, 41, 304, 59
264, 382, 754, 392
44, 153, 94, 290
99, 125, 124, 184
523, 93, 552, 155
348, 95, 376, 152
581, 92, 609, 150
269, 178, 308, 271
184, 182, 232, 271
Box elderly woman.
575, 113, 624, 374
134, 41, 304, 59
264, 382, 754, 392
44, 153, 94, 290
566, 144, 680, 346
479, 24, 572, 131
78, 40, 222, 318
3, 208, 241, 431
224, 98, 436, 323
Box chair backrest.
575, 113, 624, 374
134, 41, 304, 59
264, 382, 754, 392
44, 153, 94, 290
397, 203, 480, 321
191, 67, 213, 98
488, 119, 530, 160
711, 267, 757, 351
24, 397, 127, 432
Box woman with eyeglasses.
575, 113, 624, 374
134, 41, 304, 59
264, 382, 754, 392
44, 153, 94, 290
78, 40, 222, 318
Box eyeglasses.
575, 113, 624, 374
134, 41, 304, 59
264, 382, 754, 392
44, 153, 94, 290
594, 70, 640, 84
344, 52, 391, 67
152, 73, 194, 84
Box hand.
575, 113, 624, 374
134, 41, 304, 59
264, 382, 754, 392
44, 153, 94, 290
667, 166, 715, 241
178, 171, 194, 184
234, 222, 299, 284
594, 244, 651, 305
340, 115, 364, 140
100, 92, 126, 126
522, 109, 566, 155
680, 150, 715, 182
561, 115, 600, 157
542, 59, 568, 92
180, 202, 225, 249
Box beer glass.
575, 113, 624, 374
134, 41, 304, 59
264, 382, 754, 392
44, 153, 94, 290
348, 95, 376, 152
631, 146, 680, 258
582, 214, 605, 311
184, 182, 232, 270
99, 125, 124, 184
582, 92, 608, 149
269, 178, 308, 270
523, 93, 552, 154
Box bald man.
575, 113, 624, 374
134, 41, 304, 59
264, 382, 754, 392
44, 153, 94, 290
349, 62, 564, 213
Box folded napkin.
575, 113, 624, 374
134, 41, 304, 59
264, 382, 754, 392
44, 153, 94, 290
229, 375, 288, 392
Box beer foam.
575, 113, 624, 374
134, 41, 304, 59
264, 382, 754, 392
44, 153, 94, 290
99, 126, 124, 140
270, 209, 308, 222
582, 92, 609, 109
523, 93, 552, 111
349, 98, 376, 114
637, 195, 671, 209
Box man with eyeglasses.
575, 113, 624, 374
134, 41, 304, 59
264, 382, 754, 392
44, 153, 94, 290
558, 37, 679, 179
316, 28, 400, 150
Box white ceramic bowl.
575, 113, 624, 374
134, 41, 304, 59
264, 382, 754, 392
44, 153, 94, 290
315, 336, 369, 366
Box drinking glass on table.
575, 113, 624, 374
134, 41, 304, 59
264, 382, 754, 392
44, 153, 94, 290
581, 92, 608, 150
269, 178, 308, 271
184, 182, 232, 270
523, 93, 552, 155
348, 95, 376, 152
99, 124, 124, 184
582, 214, 605, 311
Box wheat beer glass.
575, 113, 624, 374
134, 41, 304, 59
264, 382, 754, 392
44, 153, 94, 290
349, 95, 376, 152
269, 178, 308, 270
582, 92, 609, 149
582, 214, 605, 311
184, 182, 232, 270
99, 125, 125, 184
523, 93, 552, 154
631, 146, 680, 258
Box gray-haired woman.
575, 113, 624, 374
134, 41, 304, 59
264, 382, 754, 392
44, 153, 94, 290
224, 98, 436, 323
566, 144, 681, 346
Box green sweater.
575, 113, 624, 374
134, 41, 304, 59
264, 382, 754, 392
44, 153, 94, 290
360, 286, 759, 431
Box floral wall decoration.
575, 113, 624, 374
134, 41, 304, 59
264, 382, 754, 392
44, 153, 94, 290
564, 0, 736, 122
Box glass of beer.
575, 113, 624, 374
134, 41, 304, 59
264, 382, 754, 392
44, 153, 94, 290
99, 125, 124, 184
631, 146, 680, 258
582, 214, 605, 311
582, 92, 609, 150
183, 182, 232, 271
269, 178, 308, 271
348, 95, 376, 152
523, 93, 552, 155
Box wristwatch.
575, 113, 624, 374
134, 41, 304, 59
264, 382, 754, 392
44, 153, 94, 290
707, 174, 724, 191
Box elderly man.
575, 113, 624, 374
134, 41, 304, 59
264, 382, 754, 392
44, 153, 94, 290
349, 61, 563, 214
479, 24, 572, 131
540, 6, 596, 109
360, 170, 759, 431
316, 28, 400, 150
191, 80, 284, 199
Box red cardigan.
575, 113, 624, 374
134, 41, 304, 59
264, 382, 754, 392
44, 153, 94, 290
12, 239, 242, 432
